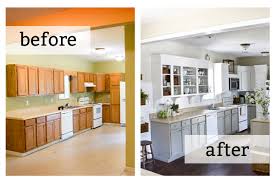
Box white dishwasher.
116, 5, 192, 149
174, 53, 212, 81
61, 110, 73, 140
206, 112, 218, 144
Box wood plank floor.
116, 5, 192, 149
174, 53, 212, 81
7, 124, 133, 176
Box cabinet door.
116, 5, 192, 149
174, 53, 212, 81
171, 129, 182, 156
46, 120, 55, 143
45, 69, 54, 95
86, 111, 93, 128
28, 66, 38, 96
84, 73, 90, 82
110, 105, 120, 123
17, 65, 29, 96
110, 86, 120, 104
96, 74, 105, 92
241, 71, 250, 91
199, 122, 206, 135
77, 72, 85, 93
105, 74, 110, 92
54, 119, 61, 140
110, 74, 121, 87
79, 113, 87, 130
25, 125, 37, 151
191, 123, 199, 135
89, 73, 94, 82
224, 115, 232, 135
36, 122, 46, 147
182, 125, 191, 154
70, 75, 78, 93
73, 114, 80, 132
231, 113, 238, 133
38, 68, 46, 95
103, 105, 110, 122
53, 70, 64, 94
217, 117, 225, 135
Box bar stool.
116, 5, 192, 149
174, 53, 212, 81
141, 140, 155, 168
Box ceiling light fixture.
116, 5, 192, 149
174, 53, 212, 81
240, 43, 251, 51
261, 51, 269, 56
93, 47, 106, 55
115, 55, 125, 62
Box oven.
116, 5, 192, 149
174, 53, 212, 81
93, 103, 102, 128
229, 78, 239, 90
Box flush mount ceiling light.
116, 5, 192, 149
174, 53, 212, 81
240, 43, 251, 51
93, 47, 106, 55
261, 51, 269, 56
114, 55, 125, 62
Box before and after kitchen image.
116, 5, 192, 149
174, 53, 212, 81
1, 2, 272, 179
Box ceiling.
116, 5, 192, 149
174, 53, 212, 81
88, 26, 125, 62
175, 26, 269, 57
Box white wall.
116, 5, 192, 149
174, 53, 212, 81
141, 40, 237, 111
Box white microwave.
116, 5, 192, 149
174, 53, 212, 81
229, 78, 239, 90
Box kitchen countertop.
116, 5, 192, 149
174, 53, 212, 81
151, 105, 241, 124
251, 118, 270, 123
6, 104, 96, 120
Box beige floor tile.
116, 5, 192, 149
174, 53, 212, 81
7, 124, 131, 176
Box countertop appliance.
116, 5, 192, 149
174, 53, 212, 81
120, 81, 126, 126
61, 110, 73, 140
206, 112, 218, 144
229, 77, 240, 90
238, 105, 248, 132
239, 95, 245, 104
93, 103, 102, 128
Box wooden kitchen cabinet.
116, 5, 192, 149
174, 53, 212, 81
84, 73, 90, 82
110, 73, 121, 87
54, 119, 61, 140
73, 110, 80, 132
94, 74, 106, 92
36, 119, 47, 147
28, 66, 38, 96
46, 113, 61, 143
77, 72, 85, 93
110, 86, 120, 104
79, 109, 87, 130
38, 68, 54, 95
25, 119, 37, 151
46, 120, 55, 143
70, 75, 78, 93
6, 64, 29, 97
110, 105, 120, 123
103, 105, 110, 123
105, 74, 110, 92
53, 69, 64, 94
89, 73, 94, 82
86, 108, 93, 128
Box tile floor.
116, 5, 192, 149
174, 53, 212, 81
7, 124, 133, 176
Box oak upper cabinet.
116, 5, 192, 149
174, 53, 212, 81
86, 107, 93, 128
38, 68, 54, 95
70, 75, 78, 94
110, 86, 120, 104
53, 69, 64, 94
77, 72, 85, 93
103, 105, 110, 123
36, 117, 47, 147
94, 74, 106, 92
6, 64, 29, 97
105, 74, 110, 92
110, 73, 121, 87
89, 73, 94, 82
84, 73, 90, 82
28, 66, 39, 96
73, 109, 80, 132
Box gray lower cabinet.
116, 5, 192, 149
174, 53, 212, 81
171, 129, 182, 157
248, 105, 256, 128
217, 112, 225, 135
182, 125, 191, 155
224, 110, 232, 135
231, 113, 239, 133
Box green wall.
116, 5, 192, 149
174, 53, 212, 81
91, 61, 125, 73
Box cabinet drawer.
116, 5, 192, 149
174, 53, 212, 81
36, 116, 46, 124
232, 108, 238, 114
182, 119, 191, 127
25, 119, 36, 126
170, 122, 181, 130
217, 111, 225, 118
73, 109, 80, 115
80, 108, 87, 113
46, 113, 61, 121
191, 116, 206, 124
225, 110, 231, 116
86, 107, 92, 112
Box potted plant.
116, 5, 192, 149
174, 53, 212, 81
170, 103, 179, 116
141, 89, 148, 105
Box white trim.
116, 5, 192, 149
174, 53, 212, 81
141, 18, 269, 44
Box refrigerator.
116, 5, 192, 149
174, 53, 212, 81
120, 81, 126, 126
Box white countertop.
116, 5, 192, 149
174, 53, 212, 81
6, 104, 97, 120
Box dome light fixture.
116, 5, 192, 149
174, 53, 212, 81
261, 51, 269, 56
240, 43, 251, 51
93, 47, 106, 55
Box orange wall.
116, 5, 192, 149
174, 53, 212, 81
7, 8, 134, 27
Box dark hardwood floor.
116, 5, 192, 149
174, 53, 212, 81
142, 156, 269, 176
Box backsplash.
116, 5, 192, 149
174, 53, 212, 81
6, 92, 94, 112
94, 92, 110, 103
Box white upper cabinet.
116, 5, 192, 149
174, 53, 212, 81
214, 63, 229, 95
254, 65, 268, 89
238, 66, 255, 91
151, 54, 209, 104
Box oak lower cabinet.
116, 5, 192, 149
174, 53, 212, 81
36, 118, 47, 147
6, 64, 29, 97
46, 113, 61, 143
79, 108, 87, 130
224, 110, 232, 135
103, 105, 111, 123
86, 107, 93, 128
73, 109, 80, 132
110, 105, 120, 123
25, 119, 37, 151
